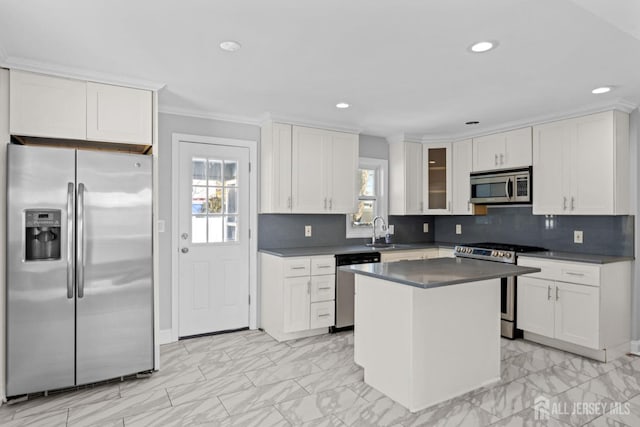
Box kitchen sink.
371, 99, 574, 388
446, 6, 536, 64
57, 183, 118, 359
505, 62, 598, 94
365, 243, 397, 250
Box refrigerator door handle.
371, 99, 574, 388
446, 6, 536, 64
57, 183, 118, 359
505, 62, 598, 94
77, 182, 85, 298
67, 182, 75, 299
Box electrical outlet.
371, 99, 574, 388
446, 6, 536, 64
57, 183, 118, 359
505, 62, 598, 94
388, 225, 395, 235
455, 224, 462, 235
305, 225, 312, 237
423, 223, 429, 233
574, 230, 583, 244
157, 220, 165, 233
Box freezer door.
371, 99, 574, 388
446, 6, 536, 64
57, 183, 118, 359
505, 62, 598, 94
75, 150, 153, 385
6, 144, 76, 396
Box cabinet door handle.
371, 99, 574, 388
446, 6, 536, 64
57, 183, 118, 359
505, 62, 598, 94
318, 286, 332, 290
571, 197, 575, 211
291, 266, 306, 270
555, 286, 559, 301
324, 198, 327, 209
329, 198, 333, 210
547, 285, 552, 300
495, 154, 498, 166
448, 201, 451, 212
318, 313, 331, 318
500, 153, 504, 165
316, 265, 332, 269
420, 201, 424, 212
307, 281, 311, 294
287, 196, 291, 209
563, 197, 567, 211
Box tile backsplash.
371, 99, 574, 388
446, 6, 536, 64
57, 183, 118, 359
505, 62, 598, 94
434, 206, 634, 256
258, 214, 435, 249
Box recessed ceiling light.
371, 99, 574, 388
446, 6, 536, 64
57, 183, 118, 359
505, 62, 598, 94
465, 121, 480, 125
469, 41, 497, 53
336, 102, 350, 109
591, 86, 612, 94
219, 40, 241, 52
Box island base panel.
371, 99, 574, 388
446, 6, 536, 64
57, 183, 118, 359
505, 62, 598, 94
355, 276, 501, 412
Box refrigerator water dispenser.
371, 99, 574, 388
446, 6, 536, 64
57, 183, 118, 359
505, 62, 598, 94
25, 209, 61, 261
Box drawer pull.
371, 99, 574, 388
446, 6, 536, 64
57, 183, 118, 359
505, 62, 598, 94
316, 265, 332, 269
556, 286, 559, 301
318, 314, 331, 317
318, 286, 332, 290
291, 266, 307, 270
565, 272, 585, 277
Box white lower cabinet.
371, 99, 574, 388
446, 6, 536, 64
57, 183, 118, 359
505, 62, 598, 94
517, 257, 630, 357
261, 253, 336, 341
518, 277, 599, 348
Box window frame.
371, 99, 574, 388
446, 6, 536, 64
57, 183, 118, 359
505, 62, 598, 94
346, 157, 388, 239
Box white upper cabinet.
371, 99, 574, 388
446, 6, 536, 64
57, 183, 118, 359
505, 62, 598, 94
292, 126, 327, 213
260, 122, 292, 213
389, 141, 423, 215
9, 70, 153, 146
328, 131, 359, 213
10, 70, 86, 140
472, 127, 532, 172
533, 110, 629, 215
423, 142, 452, 214
451, 139, 473, 215
263, 123, 358, 214
86, 82, 152, 144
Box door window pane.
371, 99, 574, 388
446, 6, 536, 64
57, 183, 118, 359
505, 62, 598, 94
224, 161, 238, 186
192, 215, 207, 243
191, 155, 241, 244
207, 187, 223, 214
208, 160, 223, 186
224, 216, 238, 242
207, 216, 223, 243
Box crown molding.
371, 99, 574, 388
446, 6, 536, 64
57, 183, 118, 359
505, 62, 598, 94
420, 98, 639, 143
158, 106, 263, 126
0, 56, 166, 91
386, 133, 423, 144
262, 112, 363, 134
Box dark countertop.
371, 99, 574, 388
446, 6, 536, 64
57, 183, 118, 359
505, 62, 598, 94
258, 242, 454, 257
520, 251, 634, 264
340, 257, 540, 289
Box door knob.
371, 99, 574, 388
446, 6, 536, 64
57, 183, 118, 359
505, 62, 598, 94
181, 247, 189, 253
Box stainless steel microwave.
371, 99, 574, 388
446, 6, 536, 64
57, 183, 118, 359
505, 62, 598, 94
470, 167, 532, 204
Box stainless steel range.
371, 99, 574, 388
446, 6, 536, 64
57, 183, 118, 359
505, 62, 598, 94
454, 242, 546, 339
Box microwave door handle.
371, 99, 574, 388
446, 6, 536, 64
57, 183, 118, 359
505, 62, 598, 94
508, 178, 514, 199
504, 178, 511, 200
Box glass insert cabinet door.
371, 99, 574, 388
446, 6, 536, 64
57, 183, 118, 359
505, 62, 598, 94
423, 143, 452, 213
191, 158, 240, 243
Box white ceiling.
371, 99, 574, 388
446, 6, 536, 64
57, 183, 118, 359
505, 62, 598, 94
1, 0, 639, 139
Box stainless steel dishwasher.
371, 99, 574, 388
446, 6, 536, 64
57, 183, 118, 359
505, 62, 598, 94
333, 252, 381, 332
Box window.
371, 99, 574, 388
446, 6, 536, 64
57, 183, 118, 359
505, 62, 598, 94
191, 157, 239, 243
346, 157, 388, 238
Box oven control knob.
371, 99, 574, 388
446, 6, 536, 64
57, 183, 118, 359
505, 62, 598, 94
498, 251, 504, 257
491, 250, 498, 257
505, 253, 512, 259
467, 248, 472, 253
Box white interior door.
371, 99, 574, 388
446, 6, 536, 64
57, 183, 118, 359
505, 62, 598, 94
178, 141, 250, 337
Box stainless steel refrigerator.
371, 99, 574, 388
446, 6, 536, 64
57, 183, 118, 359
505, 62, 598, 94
6, 144, 153, 396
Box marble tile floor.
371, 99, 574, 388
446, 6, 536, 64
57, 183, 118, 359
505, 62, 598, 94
1, 328, 640, 426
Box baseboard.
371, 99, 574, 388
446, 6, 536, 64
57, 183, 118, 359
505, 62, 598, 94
158, 328, 175, 345
523, 332, 629, 362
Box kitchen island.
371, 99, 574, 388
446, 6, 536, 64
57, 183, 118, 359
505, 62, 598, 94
342, 257, 539, 412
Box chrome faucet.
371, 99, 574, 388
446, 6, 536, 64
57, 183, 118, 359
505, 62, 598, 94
371, 216, 387, 245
